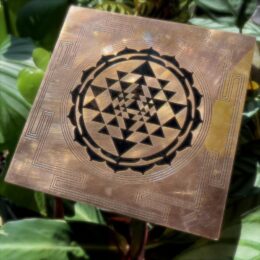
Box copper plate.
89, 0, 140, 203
5, 6, 255, 239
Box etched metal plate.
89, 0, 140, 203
5, 6, 255, 239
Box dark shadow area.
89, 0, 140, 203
3, 36, 34, 61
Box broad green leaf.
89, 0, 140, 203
0, 35, 32, 151
3, 0, 31, 36
189, 17, 239, 33
32, 47, 51, 71
0, 219, 89, 260
16, 0, 68, 49
0, 36, 47, 216
0, 3, 7, 45
129, 220, 147, 259
243, 21, 260, 41
251, 5, 260, 25
194, 0, 257, 28
65, 202, 105, 224
0, 179, 47, 217
194, 0, 237, 13
17, 67, 44, 104
175, 208, 260, 260
229, 88, 260, 199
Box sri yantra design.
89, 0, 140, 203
68, 48, 203, 173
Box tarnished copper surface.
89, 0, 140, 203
5, 6, 255, 239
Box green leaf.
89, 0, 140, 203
16, 0, 68, 50
65, 202, 105, 224
0, 179, 47, 216
194, 0, 257, 29
0, 219, 89, 260
189, 17, 239, 33
239, 88, 260, 145
0, 35, 32, 151
0, 2, 7, 45
32, 47, 51, 71
3, 0, 31, 36
243, 21, 260, 41
134, 0, 162, 16
96, 1, 134, 14
175, 208, 260, 260
129, 220, 147, 259
0, 36, 47, 216
134, 0, 192, 22
76, 0, 134, 8
17, 67, 44, 104
194, 0, 237, 14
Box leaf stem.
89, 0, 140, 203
53, 197, 64, 219
127, 219, 148, 260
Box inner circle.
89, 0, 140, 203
81, 59, 189, 159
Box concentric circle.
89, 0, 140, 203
68, 47, 203, 173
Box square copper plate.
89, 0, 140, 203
5, 6, 255, 239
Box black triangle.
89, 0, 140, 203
132, 85, 144, 96
124, 118, 136, 129
117, 71, 128, 79
164, 90, 176, 100
98, 126, 109, 135
114, 104, 120, 110
109, 89, 120, 100
169, 102, 186, 113
147, 114, 160, 125
163, 117, 181, 129
92, 113, 105, 124
135, 76, 146, 85
144, 111, 150, 117
141, 136, 152, 146
149, 87, 160, 98
120, 81, 132, 91
129, 113, 135, 119
132, 61, 155, 77
158, 79, 169, 88
147, 97, 153, 103
108, 117, 119, 127
136, 124, 148, 134
121, 129, 133, 139
102, 104, 115, 115
128, 100, 139, 110
151, 127, 164, 138
153, 99, 166, 110
112, 137, 136, 155
84, 99, 99, 111
148, 103, 154, 109
91, 85, 106, 96
106, 78, 117, 87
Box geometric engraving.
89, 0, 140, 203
68, 48, 203, 173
